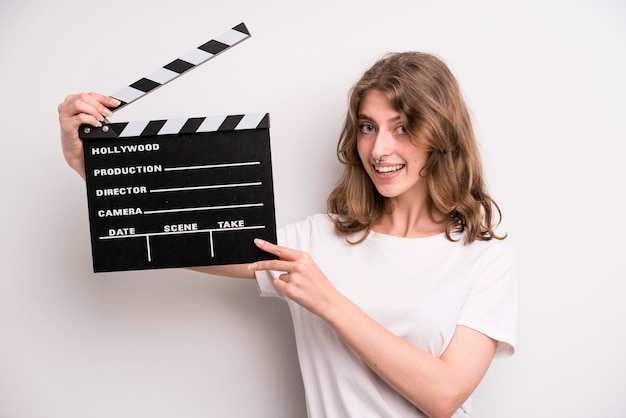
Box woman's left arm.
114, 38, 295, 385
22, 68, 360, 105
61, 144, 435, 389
249, 239, 497, 418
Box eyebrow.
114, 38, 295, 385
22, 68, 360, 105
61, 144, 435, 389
357, 113, 403, 124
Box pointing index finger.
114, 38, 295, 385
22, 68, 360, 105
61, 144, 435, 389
254, 238, 299, 260
254, 238, 278, 253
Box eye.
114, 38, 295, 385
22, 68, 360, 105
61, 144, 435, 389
358, 123, 376, 134
396, 125, 408, 135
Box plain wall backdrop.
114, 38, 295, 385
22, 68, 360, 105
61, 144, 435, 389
1, 1, 625, 417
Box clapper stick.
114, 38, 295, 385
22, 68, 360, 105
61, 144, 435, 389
108, 22, 250, 112
80, 21, 257, 139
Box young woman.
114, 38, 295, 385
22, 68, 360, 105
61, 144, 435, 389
58, 52, 517, 418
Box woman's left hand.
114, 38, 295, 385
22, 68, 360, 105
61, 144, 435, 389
248, 239, 341, 318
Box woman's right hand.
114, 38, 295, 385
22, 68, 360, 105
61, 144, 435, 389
57, 93, 120, 179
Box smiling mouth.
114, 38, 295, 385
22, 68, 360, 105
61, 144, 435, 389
374, 164, 405, 174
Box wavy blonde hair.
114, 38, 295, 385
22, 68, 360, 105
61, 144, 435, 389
327, 52, 505, 244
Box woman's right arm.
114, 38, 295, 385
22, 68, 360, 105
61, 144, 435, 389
58, 92, 256, 280
188, 265, 255, 279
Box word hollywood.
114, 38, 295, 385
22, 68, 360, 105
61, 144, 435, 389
91, 143, 160, 154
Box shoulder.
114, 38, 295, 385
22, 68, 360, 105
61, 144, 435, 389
278, 213, 338, 249
453, 232, 516, 264
472, 238, 516, 269
462, 238, 517, 297
439, 235, 517, 288
282, 213, 335, 233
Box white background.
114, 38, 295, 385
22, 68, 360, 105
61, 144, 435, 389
1, 1, 625, 417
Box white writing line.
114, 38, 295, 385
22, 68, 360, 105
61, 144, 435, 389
150, 182, 262, 193
164, 161, 260, 172
144, 203, 263, 215
146, 236, 152, 262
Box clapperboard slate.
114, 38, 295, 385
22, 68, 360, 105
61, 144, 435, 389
79, 23, 277, 272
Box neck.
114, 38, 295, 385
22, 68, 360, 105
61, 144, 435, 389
374, 196, 446, 238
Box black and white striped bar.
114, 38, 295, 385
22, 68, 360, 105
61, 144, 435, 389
81, 113, 269, 140
109, 22, 250, 111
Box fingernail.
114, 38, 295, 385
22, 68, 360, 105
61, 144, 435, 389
111, 98, 121, 107
247, 263, 257, 270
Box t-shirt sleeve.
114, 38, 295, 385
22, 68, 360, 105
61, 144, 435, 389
254, 269, 283, 298
457, 242, 518, 358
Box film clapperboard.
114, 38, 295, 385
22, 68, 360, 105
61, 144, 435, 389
79, 23, 277, 273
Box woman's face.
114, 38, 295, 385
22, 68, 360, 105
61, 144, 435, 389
356, 89, 430, 203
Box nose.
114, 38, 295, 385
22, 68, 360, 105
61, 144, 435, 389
371, 129, 392, 160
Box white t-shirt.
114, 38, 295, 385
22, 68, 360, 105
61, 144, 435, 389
255, 213, 517, 418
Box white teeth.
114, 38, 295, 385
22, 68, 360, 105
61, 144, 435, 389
375, 164, 404, 173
